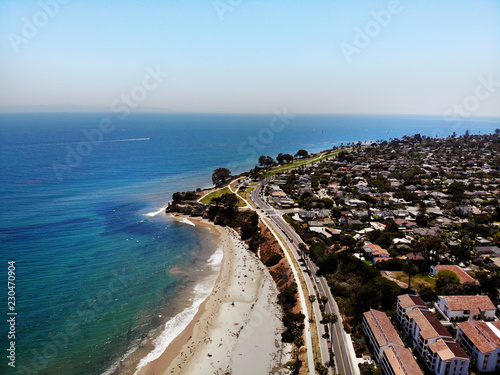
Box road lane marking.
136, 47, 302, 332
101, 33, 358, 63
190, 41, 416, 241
318, 279, 348, 375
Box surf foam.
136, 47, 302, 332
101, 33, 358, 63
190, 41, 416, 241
133, 264, 219, 374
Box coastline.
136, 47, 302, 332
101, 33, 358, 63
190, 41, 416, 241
135, 214, 286, 375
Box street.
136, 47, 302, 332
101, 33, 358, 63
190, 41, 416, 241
249, 180, 356, 375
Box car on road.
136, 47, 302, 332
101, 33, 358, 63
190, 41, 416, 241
315, 277, 320, 283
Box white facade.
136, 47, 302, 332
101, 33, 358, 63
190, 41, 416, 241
397, 295, 470, 375
438, 296, 496, 322
457, 320, 500, 373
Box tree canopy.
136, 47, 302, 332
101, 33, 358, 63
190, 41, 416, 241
295, 149, 309, 159
258, 155, 275, 167
212, 168, 231, 188
276, 153, 294, 164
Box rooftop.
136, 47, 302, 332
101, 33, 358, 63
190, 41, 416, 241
458, 320, 498, 354
433, 265, 477, 284
428, 339, 468, 360
383, 344, 424, 375
398, 294, 426, 310
439, 295, 495, 316
363, 309, 403, 348
407, 309, 452, 340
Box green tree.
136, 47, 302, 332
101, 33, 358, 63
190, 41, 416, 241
295, 149, 309, 159
258, 155, 274, 167
315, 362, 328, 375
321, 313, 338, 324
359, 362, 381, 375
212, 168, 231, 188
331, 206, 342, 219
435, 270, 460, 294
419, 286, 438, 302
277, 153, 294, 164
404, 261, 419, 291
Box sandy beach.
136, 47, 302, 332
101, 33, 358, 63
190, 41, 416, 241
135, 215, 287, 375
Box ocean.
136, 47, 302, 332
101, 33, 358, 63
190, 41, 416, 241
1, 112, 498, 375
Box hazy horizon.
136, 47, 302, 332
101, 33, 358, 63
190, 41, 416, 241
1, 0, 499, 117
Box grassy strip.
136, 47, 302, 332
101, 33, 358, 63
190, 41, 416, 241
237, 186, 255, 205
199, 187, 246, 207
265, 148, 346, 177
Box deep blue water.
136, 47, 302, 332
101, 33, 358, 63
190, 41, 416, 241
0, 112, 498, 375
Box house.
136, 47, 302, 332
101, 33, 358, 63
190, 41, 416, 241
430, 265, 477, 284
363, 309, 423, 375
413, 227, 438, 236
438, 295, 496, 321
457, 319, 500, 373
309, 227, 332, 239
474, 246, 500, 256
298, 211, 316, 221
397, 294, 470, 375
363, 243, 391, 263
406, 252, 425, 261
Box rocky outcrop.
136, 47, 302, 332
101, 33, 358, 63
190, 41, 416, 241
165, 201, 208, 216
165, 201, 236, 226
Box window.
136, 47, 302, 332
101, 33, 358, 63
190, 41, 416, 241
484, 355, 490, 370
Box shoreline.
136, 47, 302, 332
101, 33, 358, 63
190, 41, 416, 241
105, 214, 223, 375
135, 214, 286, 375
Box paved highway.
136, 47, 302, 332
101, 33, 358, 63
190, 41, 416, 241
250, 180, 355, 375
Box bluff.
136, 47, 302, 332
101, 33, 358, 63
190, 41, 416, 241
165, 201, 236, 226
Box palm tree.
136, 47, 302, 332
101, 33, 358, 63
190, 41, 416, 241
404, 261, 419, 291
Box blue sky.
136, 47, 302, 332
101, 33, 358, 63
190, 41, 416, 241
0, 0, 499, 116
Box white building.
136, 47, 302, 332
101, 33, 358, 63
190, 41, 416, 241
438, 295, 496, 322
397, 294, 427, 334
363, 309, 423, 375
457, 319, 500, 373
397, 295, 470, 375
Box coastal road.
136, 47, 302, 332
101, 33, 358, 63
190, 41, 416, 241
250, 181, 356, 375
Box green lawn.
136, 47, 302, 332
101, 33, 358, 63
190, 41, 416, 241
265, 148, 347, 177
200, 187, 245, 207
237, 186, 254, 203
394, 272, 436, 288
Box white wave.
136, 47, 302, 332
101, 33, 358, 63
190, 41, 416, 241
133, 271, 218, 374
207, 246, 224, 271
144, 207, 167, 217
178, 217, 195, 227
106, 138, 150, 142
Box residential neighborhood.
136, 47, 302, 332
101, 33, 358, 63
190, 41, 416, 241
252, 132, 500, 374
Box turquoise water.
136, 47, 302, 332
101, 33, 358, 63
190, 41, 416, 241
0, 113, 498, 374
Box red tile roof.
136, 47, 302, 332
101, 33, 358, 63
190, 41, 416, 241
398, 294, 426, 310
407, 309, 452, 340
428, 339, 468, 360
460, 319, 500, 355
383, 344, 424, 375
440, 295, 495, 316
363, 309, 403, 348
433, 265, 476, 284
